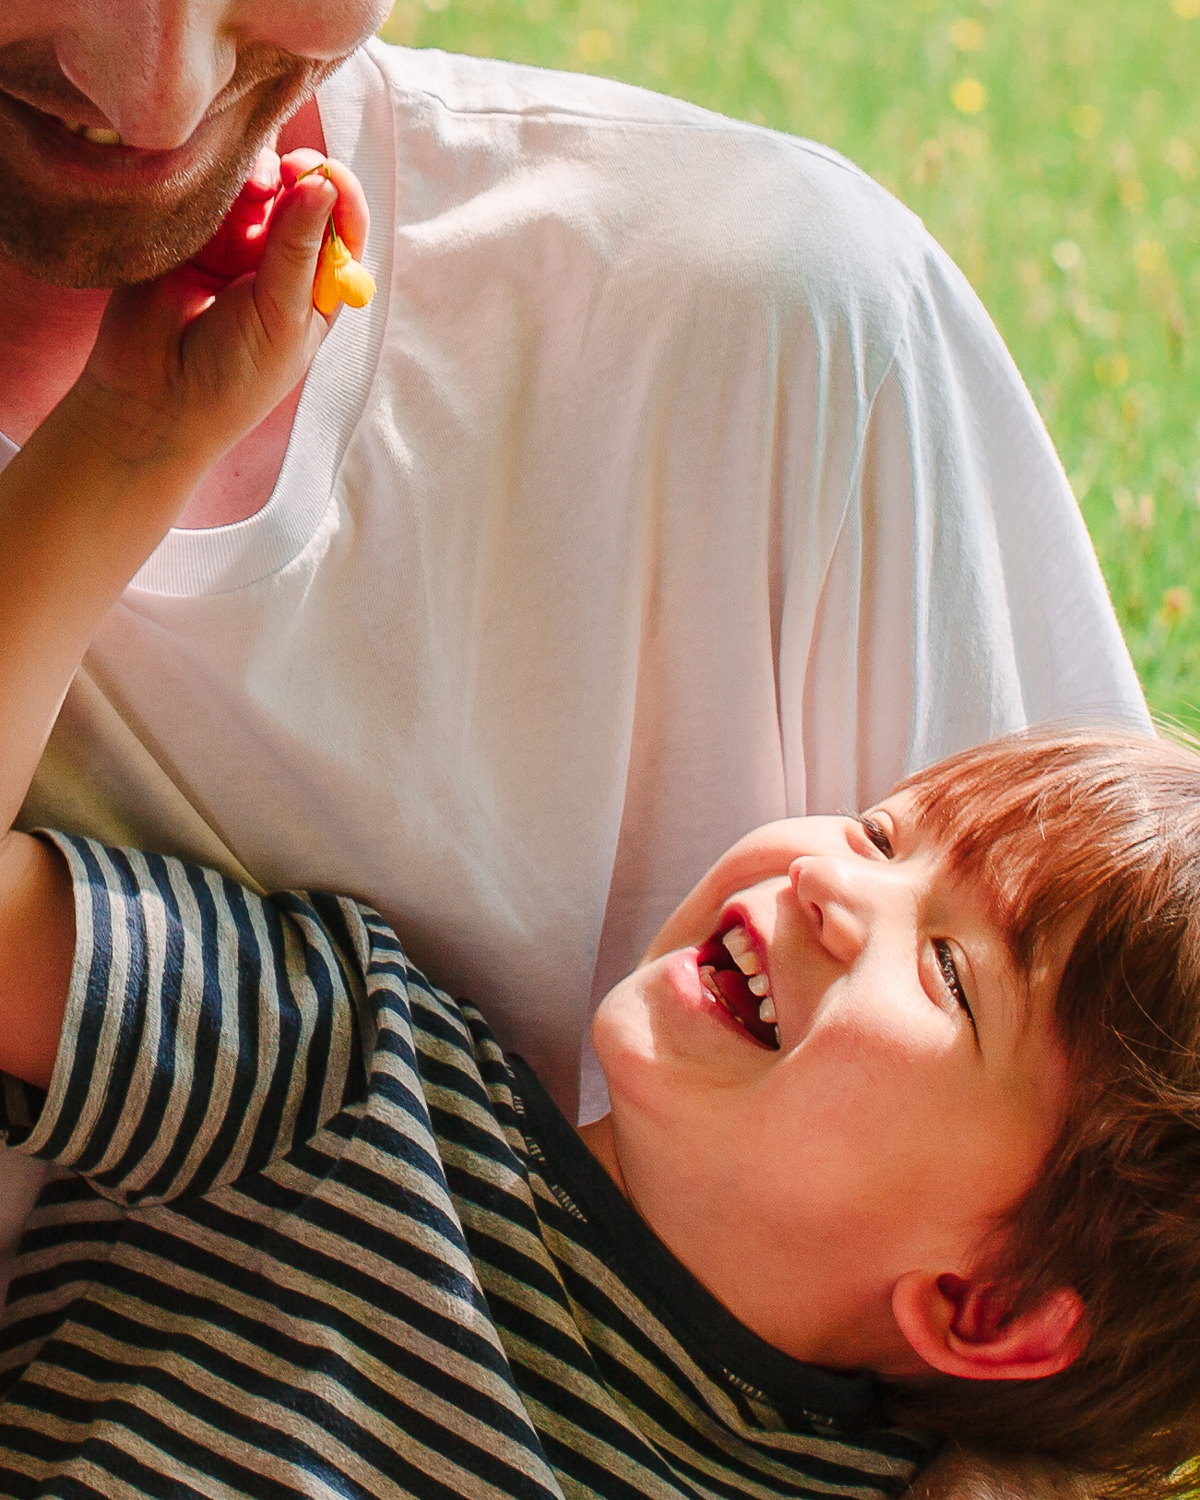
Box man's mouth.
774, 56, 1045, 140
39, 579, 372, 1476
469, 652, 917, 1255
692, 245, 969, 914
697, 921, 780, 1049
0, 91, 154, 161
60, 120, 123, 146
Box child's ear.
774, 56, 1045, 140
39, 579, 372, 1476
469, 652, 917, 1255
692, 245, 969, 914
891, 1271, 1086, 1381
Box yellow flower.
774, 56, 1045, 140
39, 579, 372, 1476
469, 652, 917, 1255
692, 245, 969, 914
949, 18, 985, 51
1134, 239, 1167, 277
313, 226, 376, 315
577, 28, 614, 63
1095, 352, 1131, 388
951, 78, 986, 115
1070, 104, 1103, 141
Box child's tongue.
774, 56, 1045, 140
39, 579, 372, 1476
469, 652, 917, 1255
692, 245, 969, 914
189, 145, 282, 282
709, 966, 762, 1030
697, 932, 779, 1048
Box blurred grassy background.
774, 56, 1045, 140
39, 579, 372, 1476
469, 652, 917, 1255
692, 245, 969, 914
380, 0, 1200, 731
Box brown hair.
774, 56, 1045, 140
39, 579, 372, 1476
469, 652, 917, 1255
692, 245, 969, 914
883, 728, 1200, 1498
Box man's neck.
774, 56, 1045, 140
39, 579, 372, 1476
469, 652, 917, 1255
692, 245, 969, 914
0, 97, 326, 526
0, 274, 110, 449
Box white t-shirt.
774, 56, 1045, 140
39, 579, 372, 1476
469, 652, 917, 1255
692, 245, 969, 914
16, 41, 1144, 1145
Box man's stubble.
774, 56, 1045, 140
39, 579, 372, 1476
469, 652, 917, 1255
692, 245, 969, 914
0, 44, 339, 288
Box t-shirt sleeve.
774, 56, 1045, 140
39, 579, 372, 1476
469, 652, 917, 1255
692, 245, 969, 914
0, 833, 371, 1207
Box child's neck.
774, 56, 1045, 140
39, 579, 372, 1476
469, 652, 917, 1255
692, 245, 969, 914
576, 1113, 927, 1380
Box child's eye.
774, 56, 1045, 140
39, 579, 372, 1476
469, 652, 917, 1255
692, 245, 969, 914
934, 939, 976, 1032
858, 813, 894, 859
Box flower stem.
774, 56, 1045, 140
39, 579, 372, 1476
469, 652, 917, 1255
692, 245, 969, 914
295, 161, 339, 246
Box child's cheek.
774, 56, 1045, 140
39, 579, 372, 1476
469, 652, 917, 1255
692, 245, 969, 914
189, 148, 282, 282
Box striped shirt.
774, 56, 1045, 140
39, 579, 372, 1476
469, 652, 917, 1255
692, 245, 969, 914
0, 836, 934, 1498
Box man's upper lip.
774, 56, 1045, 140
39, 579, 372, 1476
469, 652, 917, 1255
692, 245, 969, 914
0, 87, 119, 135
0, 79, 246, 147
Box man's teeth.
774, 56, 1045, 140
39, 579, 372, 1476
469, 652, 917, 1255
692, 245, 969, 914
66, 122, 123, 145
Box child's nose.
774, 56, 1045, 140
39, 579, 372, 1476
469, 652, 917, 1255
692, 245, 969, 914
788, 856, 871, 965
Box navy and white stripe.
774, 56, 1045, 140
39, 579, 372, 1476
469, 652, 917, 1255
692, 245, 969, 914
0, 836, 932, 1498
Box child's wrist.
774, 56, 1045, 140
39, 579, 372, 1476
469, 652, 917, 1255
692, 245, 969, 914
53, 374, 219, 488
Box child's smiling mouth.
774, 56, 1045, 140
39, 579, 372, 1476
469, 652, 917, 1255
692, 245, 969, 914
697, 921, 781, 1049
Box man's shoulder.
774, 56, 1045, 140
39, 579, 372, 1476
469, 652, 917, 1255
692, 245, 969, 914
360, 39, 948, 319
366, 35, 729, 128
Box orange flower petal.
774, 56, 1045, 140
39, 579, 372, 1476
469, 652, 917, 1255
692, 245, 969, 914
335, 259, 376, 308
313, 234, 375, 313
313, 236, 349, 314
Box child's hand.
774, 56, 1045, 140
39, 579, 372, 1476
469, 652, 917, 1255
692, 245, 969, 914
68, 151, 370, 479
187, 144, 285, 284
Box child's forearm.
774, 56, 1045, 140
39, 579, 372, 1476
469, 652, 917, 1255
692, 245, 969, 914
0, 156, 354, 833
0, 384, 207, 833
0, 834, 73, 1090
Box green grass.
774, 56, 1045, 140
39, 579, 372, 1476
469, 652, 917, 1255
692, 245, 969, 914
380, 0, 1200, 731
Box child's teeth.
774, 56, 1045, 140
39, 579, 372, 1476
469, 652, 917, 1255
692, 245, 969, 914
758, 996, 777, 1024
722, 925, 761, 975
722, 925, 751, 956
747, 974, 771, 997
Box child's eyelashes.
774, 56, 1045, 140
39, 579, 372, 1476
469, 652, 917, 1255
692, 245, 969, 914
857, 813, 894, 859
854, 809, 978, 1041
934, 939, 977, 1035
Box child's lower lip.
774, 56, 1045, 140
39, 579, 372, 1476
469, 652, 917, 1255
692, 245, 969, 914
667, 950, 775, 1047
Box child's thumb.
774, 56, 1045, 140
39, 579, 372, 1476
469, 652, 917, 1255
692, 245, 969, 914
251, 172, 339, 343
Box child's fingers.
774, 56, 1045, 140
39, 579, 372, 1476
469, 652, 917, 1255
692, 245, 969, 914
280, 150, 370, 262
249, 171, 339, 344
86, 269, 219, 390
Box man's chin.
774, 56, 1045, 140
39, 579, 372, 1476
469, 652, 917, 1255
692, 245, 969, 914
0, 195, 241, 288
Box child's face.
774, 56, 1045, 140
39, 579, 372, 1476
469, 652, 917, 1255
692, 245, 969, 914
590, 794, 1075, 1371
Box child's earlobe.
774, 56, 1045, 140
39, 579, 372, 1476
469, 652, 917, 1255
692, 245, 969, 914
892, 1270, 1086, 1382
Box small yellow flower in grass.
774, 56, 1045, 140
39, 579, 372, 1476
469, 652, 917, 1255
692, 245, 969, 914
1134, 239, 1167, 277
314, 223, 376, 314
951, 78, 986, 115
577, 28, 613, 63
1164, 136, 1196, 178
1161, 586, 1192, 625
950, 18, 985, 51
1114, 486, 1154, 529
